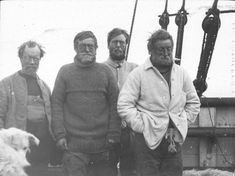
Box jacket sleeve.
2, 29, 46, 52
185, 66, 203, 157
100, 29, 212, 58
117, 69, 144, 133
106, 67, 121, 143
0, 80, 8, 128
51, 67, 67, 140
183, 70, 201, 123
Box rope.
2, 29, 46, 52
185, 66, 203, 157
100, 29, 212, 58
193, 0, 220, 97
165, 128, 177, 153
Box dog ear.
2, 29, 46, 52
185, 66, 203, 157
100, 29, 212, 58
28, 135, 40, 146
3, 131, 17, 148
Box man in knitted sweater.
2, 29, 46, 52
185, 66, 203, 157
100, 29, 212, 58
51, 31, 120, 176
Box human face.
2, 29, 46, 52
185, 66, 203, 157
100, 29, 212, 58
20, 45, 41, 76
108, 34, 127, 61
75, 38, 96, 65
150, 39, 173, 67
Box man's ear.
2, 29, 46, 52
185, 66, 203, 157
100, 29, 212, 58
74, 46, 78, 53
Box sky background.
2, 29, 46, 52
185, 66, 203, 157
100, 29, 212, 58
0, 0, 234, 97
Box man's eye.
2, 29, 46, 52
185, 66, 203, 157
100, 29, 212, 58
79, 44, 95, 50
23, 147, 28, 151
112, 41, 125, 45
13, 147, 18, 151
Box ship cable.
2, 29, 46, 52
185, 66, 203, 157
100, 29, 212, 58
175, 0, 188, 65
125, 0, 138, 61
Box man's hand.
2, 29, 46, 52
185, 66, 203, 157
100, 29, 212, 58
56, 138, 68, 151
106, 139, 121, 163
107, 139, 121, 153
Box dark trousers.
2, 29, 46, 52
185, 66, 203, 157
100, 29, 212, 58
134, 133, 183, 176
25, 119, 54, 176
120, 127, 137, 176
62, 149, 118, 176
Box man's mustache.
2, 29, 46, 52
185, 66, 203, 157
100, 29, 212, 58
80, 53, 94, 56
114, 48, 124, 53
25, 65, 38, 68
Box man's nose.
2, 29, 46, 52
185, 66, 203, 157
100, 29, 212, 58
115, 41, 121, 47
163, 48, 168, 55
30, 58, 35, 64
84, 45, 90, 52
116, 41, 121, 47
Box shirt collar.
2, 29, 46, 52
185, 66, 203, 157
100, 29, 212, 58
143, 57, 154, 70
143, 57, 176, 71
105, 57, 125, 68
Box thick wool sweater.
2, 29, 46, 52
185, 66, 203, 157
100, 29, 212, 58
51, 60, 120, 153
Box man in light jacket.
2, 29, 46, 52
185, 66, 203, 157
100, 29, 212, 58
0, 40, 54, 176
117, 29, 200, 176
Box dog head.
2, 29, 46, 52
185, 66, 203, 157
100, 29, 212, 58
0, 128, 40, 176
0, 127, 40, 154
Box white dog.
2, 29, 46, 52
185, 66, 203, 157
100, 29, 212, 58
0, 127, 39, 176
183, 169, 234, 176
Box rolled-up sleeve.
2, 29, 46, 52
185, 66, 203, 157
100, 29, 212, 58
117, 69, 144, 133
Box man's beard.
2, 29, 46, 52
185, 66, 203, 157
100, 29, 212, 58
22, 65, 38, 76
110, 50, 125, 61
158, 55, 173, 66
77, 53, 96, 65
151, 55, 173, 69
